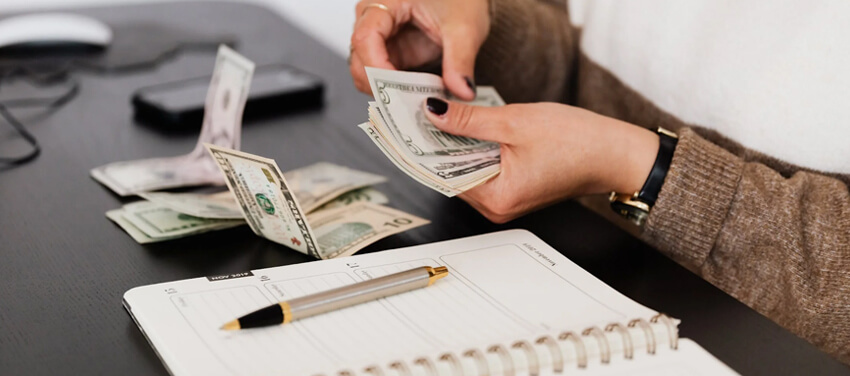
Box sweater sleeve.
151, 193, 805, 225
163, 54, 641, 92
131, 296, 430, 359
476, 0, 578, 104
642, 127, 850, 363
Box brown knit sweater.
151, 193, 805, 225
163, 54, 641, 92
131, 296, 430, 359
476, 0, 850, 364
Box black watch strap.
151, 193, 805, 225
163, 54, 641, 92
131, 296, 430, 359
636, 128, 678, 206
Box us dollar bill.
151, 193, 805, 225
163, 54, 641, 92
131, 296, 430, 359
361, 67, 505, 196
315, 187, 388, 211
366, 67, 502, 157
283, 162, 386, 212
308, 202, 429, 259
358, 122, 460, 196
205, 144, 321, 258
91, 45, 255, 196
138, 191, 243, 219
205, 145, 427, 258
138, 165, 388, 220
106, 208, 172, 244
115, 187, 390, 243
111, 201, 244, 242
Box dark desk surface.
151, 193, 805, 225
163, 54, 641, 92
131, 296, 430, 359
0, 2, 846, 375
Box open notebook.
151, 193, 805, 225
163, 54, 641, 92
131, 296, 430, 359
124, 229, 739, 375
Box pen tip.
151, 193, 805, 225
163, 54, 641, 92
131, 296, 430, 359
220, 320, 241, 331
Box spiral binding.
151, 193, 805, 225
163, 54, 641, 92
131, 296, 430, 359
558, 331, 588, 368
364, 365, 384, 376
651, 313, 679, 350
388, 361, 411, 376
511, 341, 539, 376
605, 323, 634, 360
628, 318, 657, 355
439, 353, 463, 376
462, 349, 489, 376
582, 326, 612, 364
322, 313, 679, 376
414, 358, 437, 376
535, 336, 563, 373
487, 345, 515, 376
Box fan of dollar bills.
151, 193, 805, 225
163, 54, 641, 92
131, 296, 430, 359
108, 156, 428, 259
358, 67, 506, 197
97, 46, 428, 259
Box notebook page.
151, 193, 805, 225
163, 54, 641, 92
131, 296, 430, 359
124, 229, 658, 376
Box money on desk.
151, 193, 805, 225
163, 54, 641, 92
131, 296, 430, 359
314, 187, 388, 211
358, 67, 506, 197
108, 148, 426, 259
205, 145, 428, 259
91, 45, 255, 196
137, 164, 388, 219
110, 159, 394, 234
280, 162, 387, 212
106, 201, 244, 244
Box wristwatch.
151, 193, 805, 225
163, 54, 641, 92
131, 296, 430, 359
609, 127, 678, 226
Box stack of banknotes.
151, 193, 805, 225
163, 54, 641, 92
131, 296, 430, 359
358, 67, 506, 197
107, 155, 427, 259
98, 46, 429, 259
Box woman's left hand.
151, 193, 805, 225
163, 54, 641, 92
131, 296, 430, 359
422, 98, 660, 223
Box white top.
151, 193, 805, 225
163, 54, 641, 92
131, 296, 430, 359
575, 0, 850, 174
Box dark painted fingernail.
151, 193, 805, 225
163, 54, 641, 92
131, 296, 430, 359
464, 76, 477, 95
426, 97, 448, 116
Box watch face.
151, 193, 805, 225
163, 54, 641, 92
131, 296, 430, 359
610, 201, 649, 226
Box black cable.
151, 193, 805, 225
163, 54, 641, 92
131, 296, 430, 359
0, 66, 79, 166
0, 40, 223, 168
0, 105, 41, 165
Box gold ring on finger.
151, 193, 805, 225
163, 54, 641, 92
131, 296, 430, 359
361, 3, 391, 17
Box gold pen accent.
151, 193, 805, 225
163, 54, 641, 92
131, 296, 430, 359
220, 319, 241, 331
426, 266, 449, 286
280, 301, 292, 324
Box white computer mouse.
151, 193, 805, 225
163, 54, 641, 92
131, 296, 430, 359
0, 13, 112, 52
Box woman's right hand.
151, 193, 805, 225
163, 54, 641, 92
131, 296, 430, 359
349, 0, 491, 101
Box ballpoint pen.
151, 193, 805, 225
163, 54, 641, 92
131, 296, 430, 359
221, 265, 449, 330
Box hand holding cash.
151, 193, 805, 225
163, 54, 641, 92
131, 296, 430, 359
357, 67, 505, 197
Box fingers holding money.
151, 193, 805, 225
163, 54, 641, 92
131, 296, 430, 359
350, 1, 400, 81
384, 26, 442, 70
349, 0, 490, 99
436, 100, 662, 225
439, 24, 485, 101
359, 68, 505, 197
422, 97, 517, 144
349, 53, 372, 94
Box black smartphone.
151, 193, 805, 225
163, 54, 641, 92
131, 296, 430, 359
132, 63, 324, 127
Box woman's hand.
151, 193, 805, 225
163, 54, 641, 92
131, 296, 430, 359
423, 98, 660, 223
349, 0, 491, 100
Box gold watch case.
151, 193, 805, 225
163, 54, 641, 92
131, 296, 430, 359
609, 192, 650, 226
